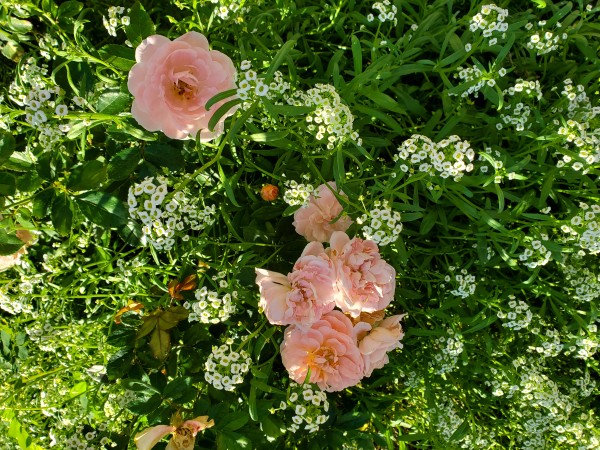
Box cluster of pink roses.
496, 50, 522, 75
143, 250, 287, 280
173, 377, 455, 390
256, 183, 405, 392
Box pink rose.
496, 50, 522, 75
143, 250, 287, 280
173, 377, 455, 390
128, 32, 237, 140
355, 314, 405, 377
134, 416, 214, 450
280, 310, 364, 392
327, 231, 396, 318
255, 242, 337, 328
293, 182, 353, 242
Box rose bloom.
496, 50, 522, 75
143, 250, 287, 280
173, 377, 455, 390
128, 31, 237, 140
327, 231, 396, 318
255, 242, 337, 328
280, 310, 364, 392
135, 415, 214, 450
354, 314, 405, 377
293, 182, 353, 242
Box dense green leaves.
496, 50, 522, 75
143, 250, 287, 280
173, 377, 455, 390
74, 191, 129, 228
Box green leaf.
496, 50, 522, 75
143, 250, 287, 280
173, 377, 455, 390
97, 88, 131, 115
57, 1, 83, 18
66, 160, 107, 191
205, 89, 238, 111
264, 35, 299, 82
127, 392, 163, 415
217, 163, 240, 207
0, 229, 24, 256
117, 219, 144, 246
51, 193, 75, 236
74, 191, 129, 228
351, 35, 362, 75
125, 2, 155, 47
0, 172, 16, 196
248, 130, 289, 143
163, 377, 196, 403
0, 131, 16, 167
107, 147, 140, 181
143, 144, 184, 171
32, 190, 55, 219
1, 40, 25, 63
15, 171, 42, 192
207, 98, 242, 132
98, 44, 136, 71
106, 348, 134, 380
216, 431, 251, 450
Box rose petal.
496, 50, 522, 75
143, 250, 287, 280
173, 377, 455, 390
134, 425, 175, 450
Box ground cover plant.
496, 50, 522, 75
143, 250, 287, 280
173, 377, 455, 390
0, 0, 599, 448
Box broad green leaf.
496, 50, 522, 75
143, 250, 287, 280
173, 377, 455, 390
57, 1, 83, 18
106, 348, 134, 380
0, 172, 16, 196
15, 171, 42, 192
0, 229, 24, 256
51, 192, 75, 236
125, 2, 155, 47
143, 144, 184, 171
32, 190, 55, 219
163, 377, 196, 403
74, 191, 129, 228
97, 89, 131, 115
66, 160, 107, 191
98, 44, 136, 71
127, 392, 163, 415
0, 131, 16, 167
107, 147, 140, 181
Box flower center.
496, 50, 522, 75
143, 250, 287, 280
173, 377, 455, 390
311, 347, 338, 370
172, 70, 199, 102
174, 80, 196, 100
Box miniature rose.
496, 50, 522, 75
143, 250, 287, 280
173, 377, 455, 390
135, 416, 214, 450
255, 242, 337, 328
355, 314, 405, 377
293, 182, 353, 242
128, 31, 237, 140
280, 310, 364, 392
327, 231, 396, 318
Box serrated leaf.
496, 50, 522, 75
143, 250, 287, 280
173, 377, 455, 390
51, 192, 74, 236
107, 147, 140, 181
98, 44, 136, 71
97, 89, 131, 115
143, 144, 184, 171
32, 189, 55, 219
57, 1, 83, 18
125, 2, 155, 47
0, 172, 16, 196
106, 348, 134, 380
143, 307, 189, 360
66, 160, 107, 191
0, 131, 16, 167
74, 191, 129, 228
0, 229, 24, 256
